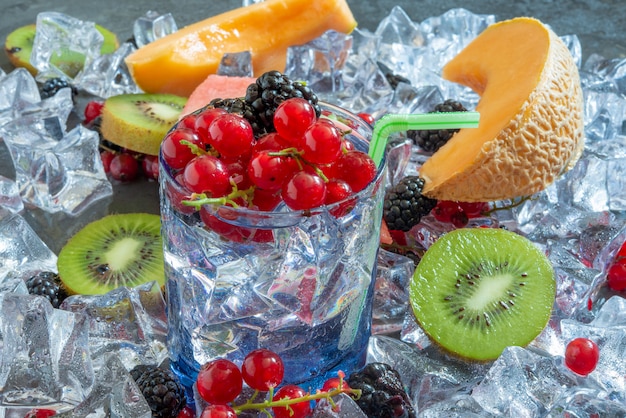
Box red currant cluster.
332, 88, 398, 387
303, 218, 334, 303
195, 348, 358, 418
163, 98, 377, 222
84, 100, 161, 182
431, 200, 490, 228
606, 241, 626, 291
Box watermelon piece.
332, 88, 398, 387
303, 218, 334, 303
182, 74, 256, 116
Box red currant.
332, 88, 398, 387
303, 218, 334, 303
241, 348, 285, 391
109, 153, 139, 182
251, 187, 282, 212
207, 113, 254, 159
334, 150, 377, 193
200, 207, 248, 243
199, 404, 237, 418
194, 107, 228, 147
272, 385, 311, 418
252, 132, 289, 153
142, 155, 159, 180
301, 119, 342, 164
282, 171, 327, 210
196, 358, 243, 405
100, 150, 115, 173
183, 155, 231, 197
177, 405, 196, 418
607, 261, 626, 291
324, 179, 352, 205
247, 151, 298, 191
162, 127, 204, 171
24, 410, 56, 418
273, 98, 316, 146
357, 112, 375, 125
564, 337, 599, 376
179, 113, 198, 130
320, 376, 351, 393
83, 100, 103, 124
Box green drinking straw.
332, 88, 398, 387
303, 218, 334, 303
368, 112, 481, 167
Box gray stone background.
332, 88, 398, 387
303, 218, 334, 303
2, 0, 625, 73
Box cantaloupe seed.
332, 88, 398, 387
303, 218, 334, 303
104, 237, 141, 271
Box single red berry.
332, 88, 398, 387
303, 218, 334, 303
199, 404, 237, 418
24, 409, 56, 418
109, 153, 140, 182
207, 113, 255, 159
320, 376, 352, 393
177, 405, 196, 418
282, 171, 327, 210
272, 385, 312, 418
252, 132, 289, 153
194, 107, 229, 146
458, 201, 489, 218
241, 348, 285, 391
200, 207, 250, 243
301, 119, 343, 164
334, 150, 377, 193
247, 151, 298, 191
564, 337, 599, 376
606, 261, 626, 291
142, 154, 159, 180
83, 100, 104, 124
357, 112, 375, 125
183, 155, 231, 197
273, 97, 317, 146
324, 179, 352, 205
162, 127, 204, 171
179, 113, 198, 130
100, 150, 115, 173
251, 187, 283, 212
196, 358, 243, 405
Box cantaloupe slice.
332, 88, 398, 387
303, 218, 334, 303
419, 17, 584, 202
125, 0, 357, 97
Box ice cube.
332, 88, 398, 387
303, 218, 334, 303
132, 11, 178, 48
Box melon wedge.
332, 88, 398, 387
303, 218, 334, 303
125, 0, 357, 96
419, 17, 584, 202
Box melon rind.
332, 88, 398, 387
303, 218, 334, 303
420, 18, 584, 202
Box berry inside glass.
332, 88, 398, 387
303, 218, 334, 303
159, 101, 387, 401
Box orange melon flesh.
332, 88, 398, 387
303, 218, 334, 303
419, 17, 584, 202
125, 0, 357, 96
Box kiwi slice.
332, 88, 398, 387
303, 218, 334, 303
4, 23, 119, 76
409, 227, 555, 361
100, 93, 187, 156
57, 213, 165, 295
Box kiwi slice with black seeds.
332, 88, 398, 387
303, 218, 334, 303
409, 227, 555, 361
4, 23, 119, 76
100, 93, 187, 156
57, 213, 164, 295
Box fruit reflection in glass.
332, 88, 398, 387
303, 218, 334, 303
159, 101, 387, 395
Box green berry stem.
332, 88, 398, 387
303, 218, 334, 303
233, 384, 361, 415
267, 147, 329, 182
182, 183, 256, 209
483, 195, 533, 215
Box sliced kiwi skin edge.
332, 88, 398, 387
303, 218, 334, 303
409, 227, 555, 362
57, 213, 165, 296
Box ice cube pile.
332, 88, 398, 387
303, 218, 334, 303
0, 4, 624, 417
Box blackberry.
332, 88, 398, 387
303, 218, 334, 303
347, 362, 416, 418
377, 61, 411, 90
207, 97, 265, 138
132, 365, 186, 418
40, 77, 77, 99
25, 271, 67, 309
407, 99, 468, 153
244, 70, 321, 134
383, 176, 437, 232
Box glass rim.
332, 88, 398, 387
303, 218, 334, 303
159, 101, 387, 226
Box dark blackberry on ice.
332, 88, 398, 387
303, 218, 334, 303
383, 176, 437, 232
26, 271, 67, 308
131, 364, 186, 418
407, 99, 468, 153
244, 70, 321, 134
40, 77, 77, 99
347, 362, 416, 418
